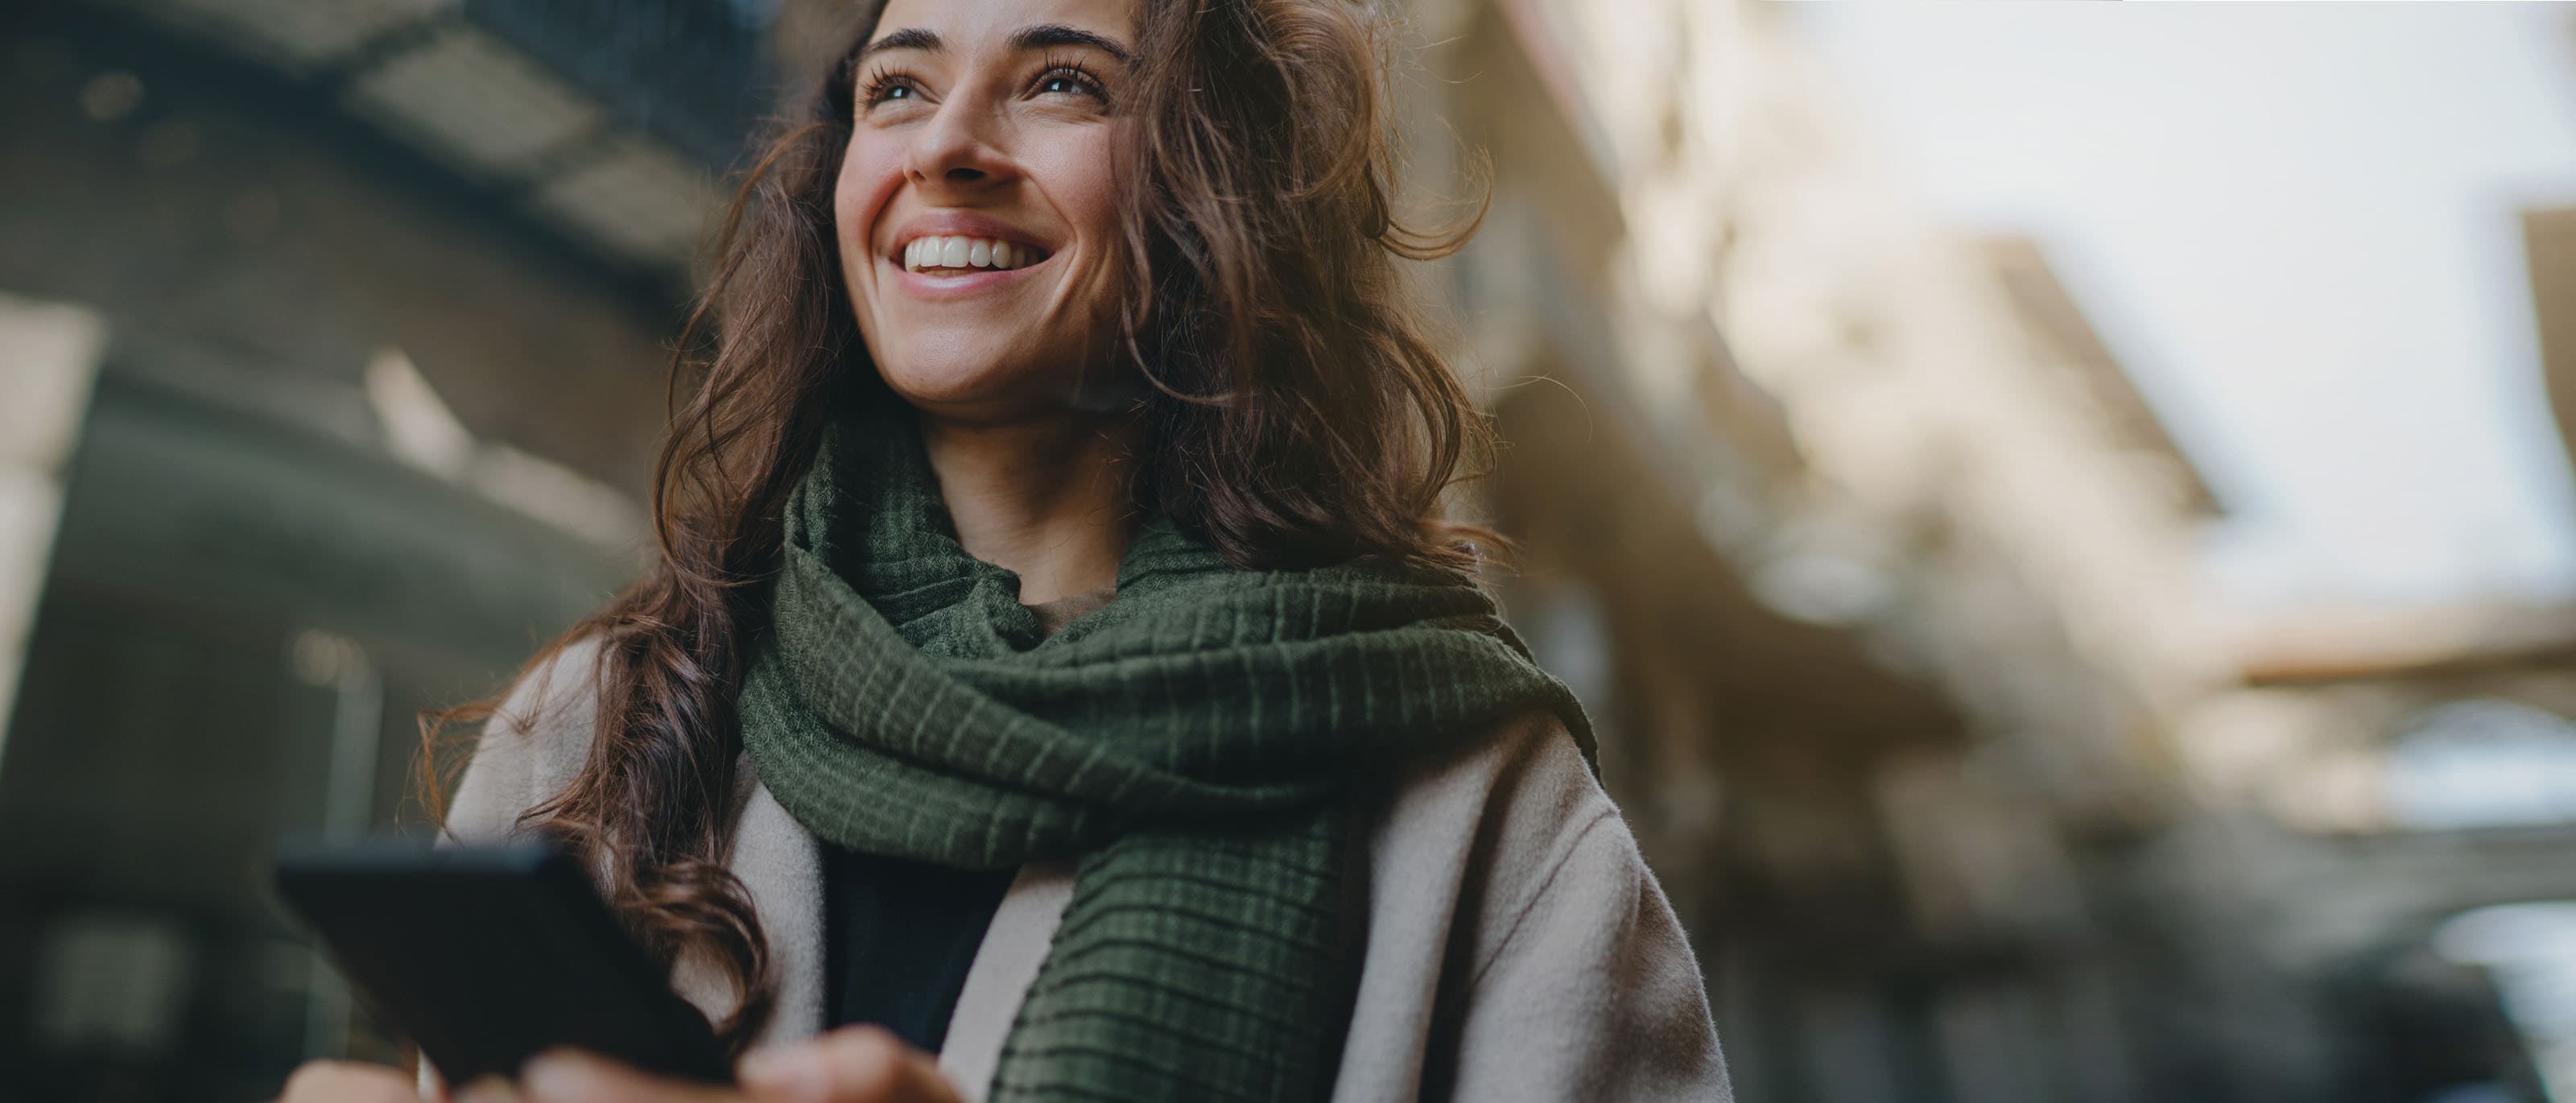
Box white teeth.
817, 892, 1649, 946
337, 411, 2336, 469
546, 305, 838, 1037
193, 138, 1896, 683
902, 235, 1041, 273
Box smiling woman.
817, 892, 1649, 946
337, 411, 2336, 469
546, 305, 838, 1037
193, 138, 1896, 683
837, 8, 1135, 425
275, 1, 1728, 1101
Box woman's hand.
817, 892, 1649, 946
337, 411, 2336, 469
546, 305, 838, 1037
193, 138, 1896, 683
452, 1025, 964, 1103
277, 1059, 442, 1102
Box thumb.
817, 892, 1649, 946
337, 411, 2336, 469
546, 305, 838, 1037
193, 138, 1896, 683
520, 1050, 736, 1103
740, 1026, 963, 1103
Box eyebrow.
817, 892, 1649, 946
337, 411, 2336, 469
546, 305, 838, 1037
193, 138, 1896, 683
857, 23, 1135, 67
858, 27, 940, 63
1009, 23, 1135, 66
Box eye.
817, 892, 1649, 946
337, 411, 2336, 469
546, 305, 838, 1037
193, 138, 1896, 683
858, 69, 924, 109
1031, 64, 1107, 102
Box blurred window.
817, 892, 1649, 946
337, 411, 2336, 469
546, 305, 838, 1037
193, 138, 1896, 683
31, 910, 196, 1055
2385, 700, 2576, 830
2437, 902, 2576, 1101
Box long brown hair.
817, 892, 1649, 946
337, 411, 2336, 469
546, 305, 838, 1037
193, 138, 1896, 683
423, 0, 1493, 1051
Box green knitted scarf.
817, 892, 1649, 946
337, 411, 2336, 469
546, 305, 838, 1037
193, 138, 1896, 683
735, 398, 1590, 1102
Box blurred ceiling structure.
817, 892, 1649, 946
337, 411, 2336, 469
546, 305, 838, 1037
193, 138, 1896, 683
2237, 601, 2576, 688
2526, 205, 2576, 490
1981, 234, 2227, 521
99, 0, 763, 277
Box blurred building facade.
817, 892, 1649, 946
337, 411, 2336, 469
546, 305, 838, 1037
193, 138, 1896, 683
0, 2, 732, 1097
1403, 1, 2572, 1101
5, 2, 2575, 1103
2528, 205, 2576, 478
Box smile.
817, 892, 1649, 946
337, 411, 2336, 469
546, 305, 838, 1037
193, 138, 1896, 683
901, 235, 1049, 274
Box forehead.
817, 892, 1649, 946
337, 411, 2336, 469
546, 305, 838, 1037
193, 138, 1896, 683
871, 0, 1140, 47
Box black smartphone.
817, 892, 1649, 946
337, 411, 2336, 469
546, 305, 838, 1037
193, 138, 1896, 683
271, 838, 734, 1086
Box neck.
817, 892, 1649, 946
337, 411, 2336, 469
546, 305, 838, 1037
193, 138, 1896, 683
917, 408, 1139, 605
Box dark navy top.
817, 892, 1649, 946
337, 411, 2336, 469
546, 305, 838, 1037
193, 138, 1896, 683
816, 582, 1115, 1050
817, 845, 1016, 1050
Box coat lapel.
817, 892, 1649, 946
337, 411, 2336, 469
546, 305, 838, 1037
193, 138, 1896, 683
670, 761, 827, 1049
692, 764, 1072, 1097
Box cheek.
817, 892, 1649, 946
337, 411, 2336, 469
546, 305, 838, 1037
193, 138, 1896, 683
1053, 150, 1124, 239
834, 135, 907, 290
1029, 125, 1132, 293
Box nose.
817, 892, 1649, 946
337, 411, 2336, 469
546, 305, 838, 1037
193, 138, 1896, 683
904, 94, 1015, 194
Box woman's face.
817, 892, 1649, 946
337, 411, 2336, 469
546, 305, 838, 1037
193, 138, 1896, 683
836, 0, 1141, 423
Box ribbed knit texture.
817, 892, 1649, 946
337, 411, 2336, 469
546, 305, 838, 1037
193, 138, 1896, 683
737, 398, 1591, 1102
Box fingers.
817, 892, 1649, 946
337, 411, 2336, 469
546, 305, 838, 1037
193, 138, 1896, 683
739, 1026, 898, 1102
279, 1060, 425, 1103
481, 1028, 964, 1103
738, 1026, 964, 1103
452, 1076, 522, 1103
519, 1050, 738, 1103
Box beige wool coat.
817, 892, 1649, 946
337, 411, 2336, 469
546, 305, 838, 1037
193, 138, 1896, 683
434, 636, 1732, 1101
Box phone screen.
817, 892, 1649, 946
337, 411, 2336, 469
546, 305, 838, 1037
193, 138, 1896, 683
273, 839, 734, 1085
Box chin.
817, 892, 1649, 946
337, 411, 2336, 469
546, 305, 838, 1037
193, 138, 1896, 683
876, 349, 1061, 420
871, 317, 1129, 421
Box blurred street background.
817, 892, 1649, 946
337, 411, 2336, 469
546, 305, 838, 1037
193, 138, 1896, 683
3, 2, 2574, 1101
